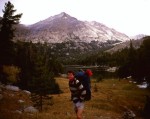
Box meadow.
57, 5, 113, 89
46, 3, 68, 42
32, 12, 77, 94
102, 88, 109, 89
1, 77, 150, 119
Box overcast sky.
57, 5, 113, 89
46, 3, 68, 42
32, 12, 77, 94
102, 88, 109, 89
0, 0, 150, 36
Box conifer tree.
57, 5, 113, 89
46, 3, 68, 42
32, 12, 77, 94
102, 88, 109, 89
138, 36, 150, 83
0, 1, 22, 66
127, 40, 137, 77
29, 47, 60, 111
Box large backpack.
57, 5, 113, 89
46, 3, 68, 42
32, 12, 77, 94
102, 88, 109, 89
75, 70, 93, 101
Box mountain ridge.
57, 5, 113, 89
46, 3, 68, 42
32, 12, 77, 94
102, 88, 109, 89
15, 12, 130, 43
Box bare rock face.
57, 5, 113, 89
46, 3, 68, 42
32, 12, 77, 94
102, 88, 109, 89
15, 12, 130, 43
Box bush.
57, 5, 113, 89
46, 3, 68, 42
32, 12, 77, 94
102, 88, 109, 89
2, 65, 21, 84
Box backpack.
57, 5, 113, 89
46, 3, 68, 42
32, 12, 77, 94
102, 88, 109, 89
75, 70, 93, 101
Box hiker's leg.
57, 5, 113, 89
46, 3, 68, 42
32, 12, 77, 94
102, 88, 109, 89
77, 108, 84, 119
75, 102, 84, 119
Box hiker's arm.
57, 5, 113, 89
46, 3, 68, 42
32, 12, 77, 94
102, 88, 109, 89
80, 89, 86, 101
75, 80, 86, 101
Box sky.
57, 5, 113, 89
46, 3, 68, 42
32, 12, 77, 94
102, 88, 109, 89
0, 0, 150, 36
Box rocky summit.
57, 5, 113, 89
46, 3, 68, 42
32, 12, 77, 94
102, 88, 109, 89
15, 12, 130, 43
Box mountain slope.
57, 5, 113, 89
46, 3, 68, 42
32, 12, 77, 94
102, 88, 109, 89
15, 12, 130, 43
106, 37, 146, 53
130, 34, 147, 40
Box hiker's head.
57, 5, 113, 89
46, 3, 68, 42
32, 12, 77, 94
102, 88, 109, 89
85, 69, 93, 77
67, 71, 75, 80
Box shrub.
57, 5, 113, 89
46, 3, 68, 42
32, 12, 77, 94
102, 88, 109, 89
2, 65, 21, 84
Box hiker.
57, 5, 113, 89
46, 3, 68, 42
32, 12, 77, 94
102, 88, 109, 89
75, 69, 93, 101
67, 71, 86, 119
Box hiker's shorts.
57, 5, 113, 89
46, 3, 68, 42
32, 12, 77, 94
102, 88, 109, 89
74, 101, 84, 110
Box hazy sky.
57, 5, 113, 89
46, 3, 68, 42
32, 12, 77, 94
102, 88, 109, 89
0, 0, 150, 36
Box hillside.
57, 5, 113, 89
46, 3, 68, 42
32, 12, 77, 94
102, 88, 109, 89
106, 38, 146, 53
0, 77, 149, 119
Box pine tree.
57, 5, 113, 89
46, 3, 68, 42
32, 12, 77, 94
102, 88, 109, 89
29, 47, 61, 111
0, 1, 22, 66
138, 36, 150, 83
127, 40, 137, 77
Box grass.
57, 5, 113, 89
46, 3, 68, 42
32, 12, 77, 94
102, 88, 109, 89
0, 77, 150, 119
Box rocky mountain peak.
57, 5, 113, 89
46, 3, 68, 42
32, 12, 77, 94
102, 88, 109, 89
15, 12, 130, 43
58, 12, 71, 18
